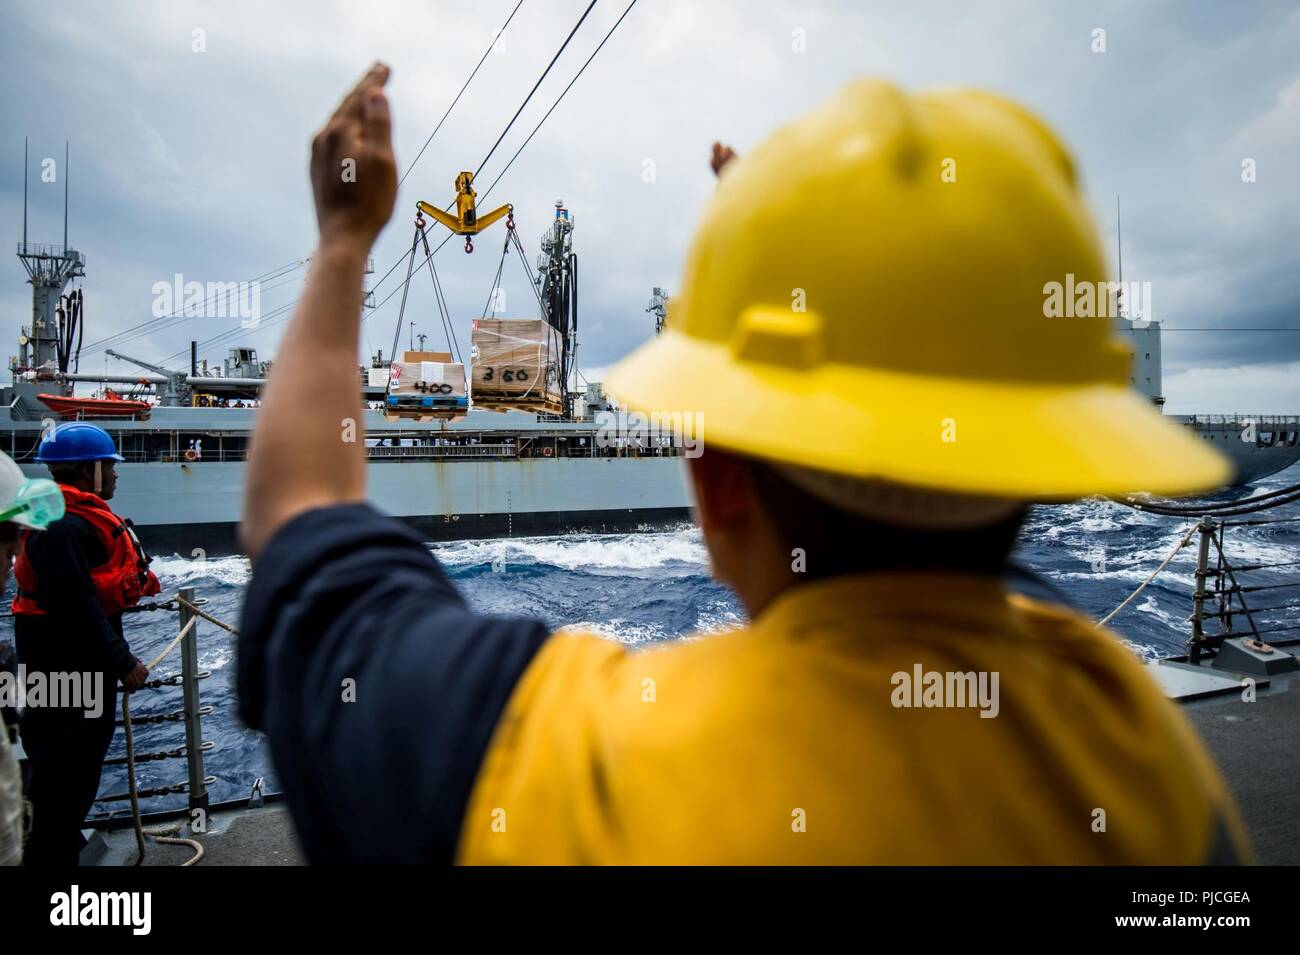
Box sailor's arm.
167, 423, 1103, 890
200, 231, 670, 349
236, 504, 549, 863
242, 63, 396, 560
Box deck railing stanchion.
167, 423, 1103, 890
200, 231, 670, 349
1190, 516, 1214, 664
178, 586, 209, 817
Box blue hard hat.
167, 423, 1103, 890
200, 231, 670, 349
35, 422, 125, 463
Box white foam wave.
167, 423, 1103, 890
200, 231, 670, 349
557, 619, 671, 646
151, 555, 251, 588
434, 527, 709, 572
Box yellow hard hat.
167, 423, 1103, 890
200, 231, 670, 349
607, 80, 1230, 499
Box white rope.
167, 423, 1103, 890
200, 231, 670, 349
1096, 523, 1199, 628
118, 595, 241, 865
175, 596, 240, 636
125, 610, 205, 865
145, 615, 197, 669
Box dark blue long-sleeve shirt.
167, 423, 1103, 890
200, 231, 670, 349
236, 504, 548, 864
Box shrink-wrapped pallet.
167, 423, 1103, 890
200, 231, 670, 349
389, 359, 467, 398
470, 318, 562, 403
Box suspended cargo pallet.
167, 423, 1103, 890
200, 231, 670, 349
385, 352, 468, 421
469, 318, 563, 412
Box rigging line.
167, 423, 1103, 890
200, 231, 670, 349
428, 255, 460, 363
390, 232, 423, 363
428, 256, 463, 364
80, 261, 308, 355
1121, 480, 1300, 514
82, 265, 307, 358
481, 235, 511, 319
398, 0, 528, 188
478, 0, 639, 205
85, 271, 308, 359
367, 250, 411, 302
157, 282, 313, 363
419, 225, 463, 363
510, 226, 540, 289
473, 0, 599, 179
380, 0, 631, 329
511, 229, 548, 315
156, 300, 301, 365
148, 288, 306, 365
374, 0, 601, 333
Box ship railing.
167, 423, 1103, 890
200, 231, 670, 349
100, 588, 212, 811
1187, 414, 1300, 427
16, 242, 85, 266
1101, 482, 1300, 667
365, 444, 517, 460
90, 587, 231, 861
1189, 515, 1300, 663
107, 441, 689, 465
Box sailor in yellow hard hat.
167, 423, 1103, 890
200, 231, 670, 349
237, 65, 1248, 864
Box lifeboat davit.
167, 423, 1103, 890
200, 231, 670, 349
37, 390, 152, 419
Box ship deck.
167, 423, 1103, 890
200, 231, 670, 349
1180, 669, 1300, 864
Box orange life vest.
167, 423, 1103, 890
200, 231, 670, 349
10, 484, 161, 617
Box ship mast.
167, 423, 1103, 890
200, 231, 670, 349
16, 138, 84, 383
537, 199, 578, 417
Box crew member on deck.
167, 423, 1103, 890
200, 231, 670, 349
12, 423, 159, 865
237, 66, 1249, 864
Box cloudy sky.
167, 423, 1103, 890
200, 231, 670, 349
3, 0, 1298, 412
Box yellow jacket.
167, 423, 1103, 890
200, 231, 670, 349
458, 572, 1249, 864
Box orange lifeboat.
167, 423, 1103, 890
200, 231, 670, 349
37, 389, 152, 419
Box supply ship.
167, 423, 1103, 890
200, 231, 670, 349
5, 175, 1299, 555
5, 185, 694, 555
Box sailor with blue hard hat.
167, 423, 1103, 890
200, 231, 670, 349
11, 422, 159, 865
34, 422, 127, 462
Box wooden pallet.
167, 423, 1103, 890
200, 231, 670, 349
471, 392, 564, 416
384, 395, 469, 422
384, 410, 468, 423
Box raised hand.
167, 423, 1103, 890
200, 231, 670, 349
710, 141, 737, 177
310, 62, 398, 251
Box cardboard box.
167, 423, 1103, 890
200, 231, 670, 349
389, 360, 467, 398
470, 318, 561, 399
401, 350, 453, 364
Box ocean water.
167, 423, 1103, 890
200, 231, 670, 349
4, 462, 1298, 818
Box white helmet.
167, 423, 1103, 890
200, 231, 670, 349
0, 450, 64, 530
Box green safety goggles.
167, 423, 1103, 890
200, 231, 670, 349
0, 478, 66, 530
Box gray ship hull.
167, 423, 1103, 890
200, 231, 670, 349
16, 445, 693, 555
6, 406, 695, 552
1178, 415, 1300, 484
7, 407, 1297, 557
